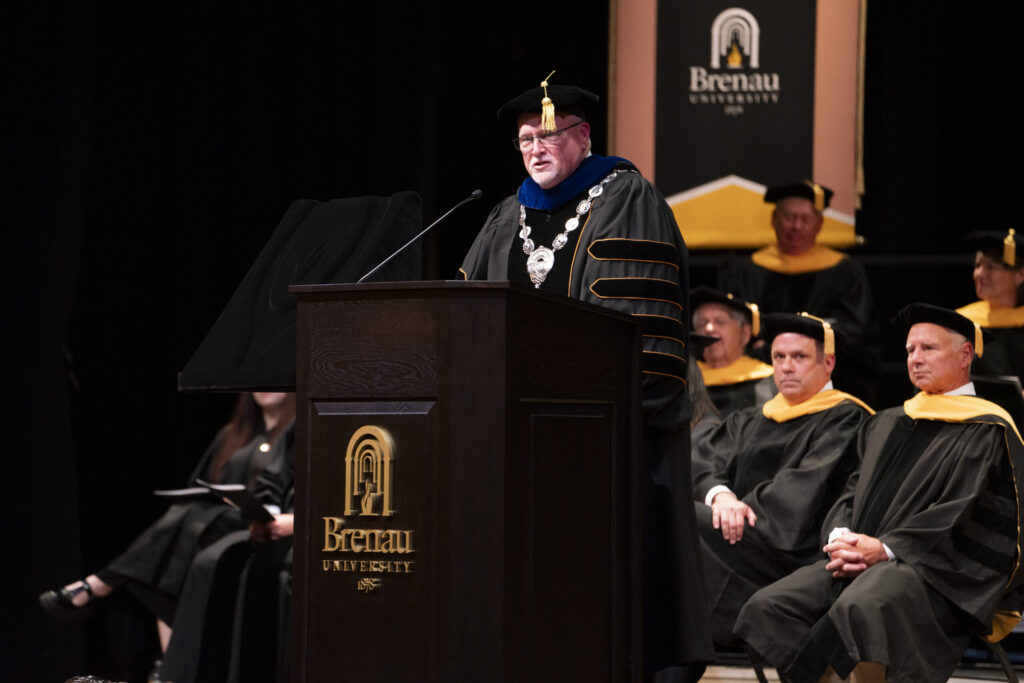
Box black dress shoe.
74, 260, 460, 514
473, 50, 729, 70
38, 580, 99, 620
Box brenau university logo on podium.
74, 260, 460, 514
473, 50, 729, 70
344, 425, 396, 517
322, 425, 416, 592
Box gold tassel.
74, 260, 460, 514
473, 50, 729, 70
807, 181, 825, 212
799, 312, 834, 355
1005, 229, 1016, 267
540, 70, 557, 132
822, 321, 835, 356
748, 302, 760, 337
974, 322, 984, 358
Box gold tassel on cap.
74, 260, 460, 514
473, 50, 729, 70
806, 180, 825, 212
727, 292, 761, 336
974, 321, 984, 357
1005, 229, 1016, 267
799, 312, 834, 355
821, 320, 835, 356
540, 70, 557, 132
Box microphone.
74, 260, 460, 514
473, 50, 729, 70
357, 189, 483, 283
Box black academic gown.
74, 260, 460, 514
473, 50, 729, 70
100, 428, 277, 621
975, 326, 1024, 381
957, 301, 1024, 382
735, 395, 1024, 683
691, 393, 870, 644
461, 156, 714, 674
159, 424, 295, 683
705, 379, 775, 419
720, 246, 881, 403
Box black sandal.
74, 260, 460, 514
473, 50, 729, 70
38, 579, 100, 620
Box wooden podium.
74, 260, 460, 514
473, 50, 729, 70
289, 282, 643, 682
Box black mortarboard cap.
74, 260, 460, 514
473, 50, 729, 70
690, 286, 761, 335
497, 83, 600, 125
764, 180, 834, 212
966, 229, 1022, 268
761, 312, 846, 354
891, 302, 992, 356
178, 192, 422, 391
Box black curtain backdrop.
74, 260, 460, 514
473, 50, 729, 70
4, 2, 608, 680
4, 1, 1022, 680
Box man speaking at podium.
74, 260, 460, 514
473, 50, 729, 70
459, 74, 711, 681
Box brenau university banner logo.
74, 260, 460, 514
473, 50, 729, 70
654, 1, 859, 249
688, 8, 781, 116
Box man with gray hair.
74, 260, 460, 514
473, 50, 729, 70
690, 286, 775, 417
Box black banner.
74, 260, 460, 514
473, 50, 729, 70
655, 1, 816, 194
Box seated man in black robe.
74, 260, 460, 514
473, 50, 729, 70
459, 73, 712, 680
691, 286, 775, 417
692, 313, 872, 648
719, 181, 881, 403
735, 303, 1024, 683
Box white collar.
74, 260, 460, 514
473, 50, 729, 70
943, 382, 976, 397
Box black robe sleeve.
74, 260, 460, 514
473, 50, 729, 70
693, 401, 869, 553
458, 197, 518, 281
573, 171, 691, 429
741, 404, 865, 552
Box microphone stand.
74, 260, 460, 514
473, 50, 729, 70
357, 189, 483, 284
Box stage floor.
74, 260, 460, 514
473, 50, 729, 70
703, 664, 1020, 682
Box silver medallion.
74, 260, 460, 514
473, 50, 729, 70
526, 247, 555, 287
516, 170, 623, 288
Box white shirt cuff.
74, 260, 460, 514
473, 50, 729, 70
828, 527, 895, 561
705, 485, 733, 507
827, 527, 851, 544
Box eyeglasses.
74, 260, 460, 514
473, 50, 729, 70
513, 120, 584, 151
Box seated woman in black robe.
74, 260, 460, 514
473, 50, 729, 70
38, 392, 295, 656
157, 446, 296, 683
957, 229, 1024, 386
